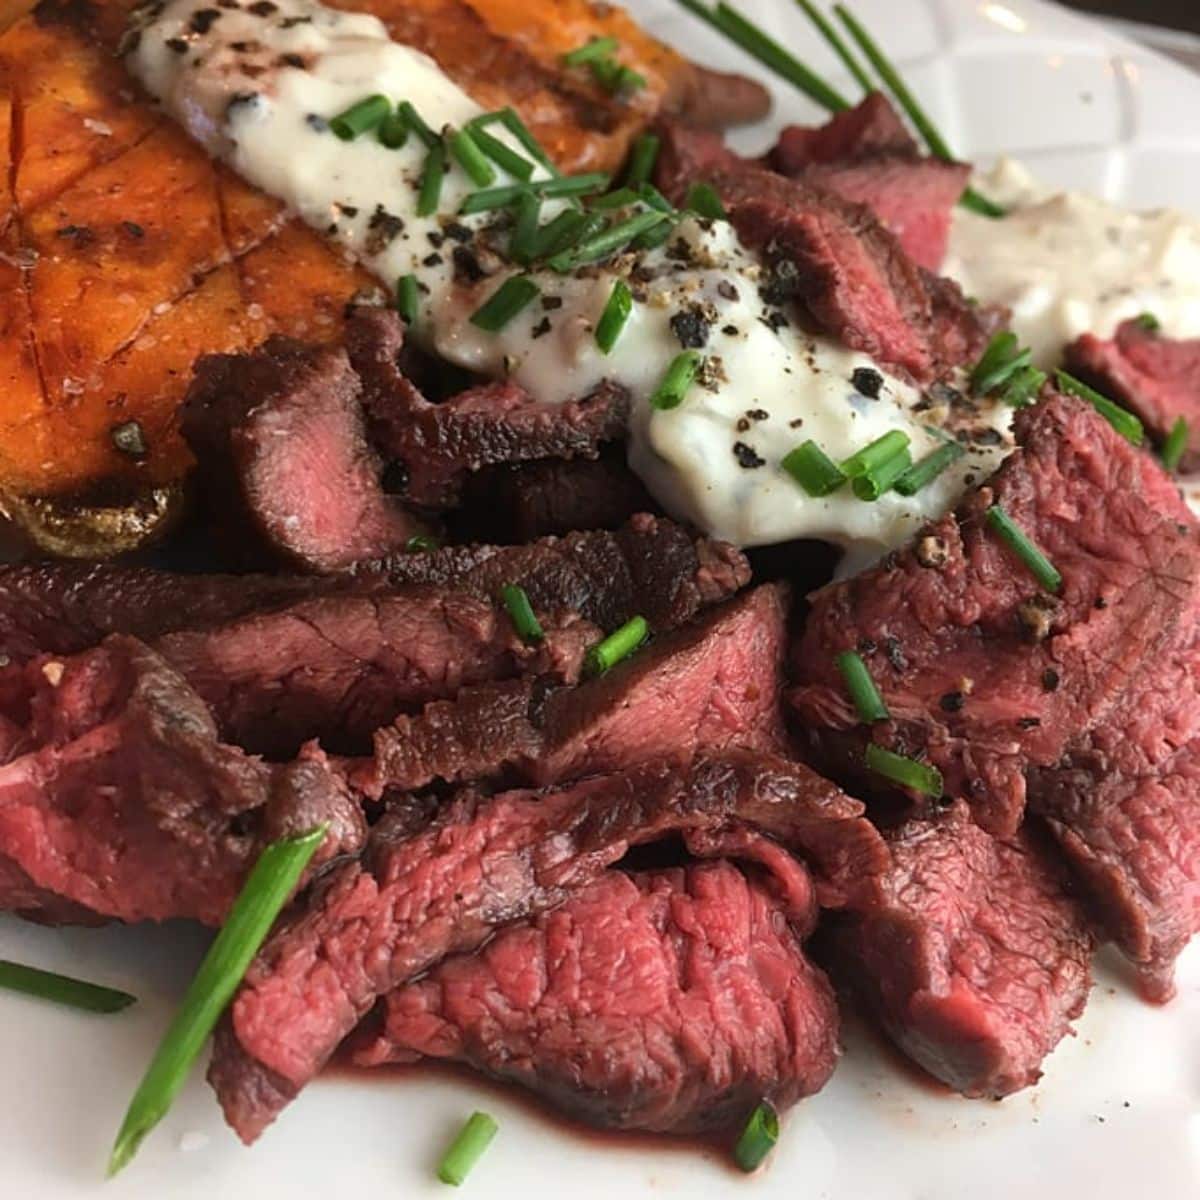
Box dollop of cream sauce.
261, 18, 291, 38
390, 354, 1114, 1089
128, 0, 1013, 557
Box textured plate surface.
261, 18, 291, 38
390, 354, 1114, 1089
3, 0, 1200, 1196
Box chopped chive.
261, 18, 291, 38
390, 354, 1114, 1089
563, 35, 620, 67
468, 123, 534, 181
852, 445, 911, 500
590, 58, 646, 95
329, 94, 390, 141
781, 439, 847, 496
1135, 311, 1161, 333
999, 364, 1046, 409
500, 584, 543, 643
377, 105, 409, 149
595, 279, 634, 354
1163, 416, 1189, 473
496, 107, 558, 175
398, 100, 437, 148
591, 186, 642, 210
108, 827, 328, 1177
831, 5, 1004, 218
986, 505, 1062, 593
510, 191, 542, 265
733, 1101, 779, 1173
969, 331, 1021, 395
684, 181, 727, 220
649, 350, 703, 411
459, 183, 529, 215
447, 126, 497, 188
585, 616, 649, 676
636, 182, 675, 213
893, 439, 965, 496
0, 960, 136, 1014
417, 141, 447, 217
547, 211, 668, 271
631, 215, 677, 251
406, 534, 441, 552
795, 0, 873, 93
976, 347, 1031, 396
836, 650, 889, 723
396, 273, 421, 325
470, 275, 541, 332
438, 1111, 499, 1187
624, 133, 661, 188
865, 743, 943, 797
1054, 370, 1144, 445
530, 209, 591, 259
839, 429, 910, 479
537, 172, 611, 199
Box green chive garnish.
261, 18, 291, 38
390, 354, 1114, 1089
399, 100, 437, 148
396, 273, 421, 325
591, 186, 642, 210
852, 445, 912, 501
377, 105, 409, 149
108, 827, 328, 1177
636, 183, 675, 213
329, 94, 390, 141
470, 275, 541, 332
438, 1111, 499, 1187
537, 172, 611, 199
840, 430, 910, 479
496, 107, 558, 175
865, 743, 943, 797
417, 141, 447, 217
969, 332, 1030, 396
595, 279, 634, 354
590, 58, 646, 95
893, 439, 964, 496
782, 440, 846, 496
406, 534, 441, 552
500, 583, 543, 643
585, 616, 649, 676
684, 181, 727, 221
548, 211, 668, 271
0, 960, 136, 1014
649, 350, 703, 411
1162, 416, 1189, 473
562, 35, 620, 67
530, 209, 591, 259
733, 1101, 779, 1173
631, 216, 677, 251
795, 0, 873, 92
447, 126, 497, 188
999, 364, 1046, 409
986, 504, 1062, 593
468, 122, 534, 181
1054, 370, 1144, 445
624, 133, 661, 188
836, 650, 888, 723
1135, 311, 1161, 333
459, 184, 528, 215
510, 191, 542, 265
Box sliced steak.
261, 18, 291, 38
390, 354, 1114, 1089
771, 93, 918, 165
789, 393, 1200, 835
828, 803, 1094, 1098
0, 637, 364, 926
353, 860, 839, 1134
155, 588, 598, 759
346, 307, 631, 507
182, 334, 424, 573
348, 583, 788, 797
1066, 319, 1200, 471
208, 749, 887, 1143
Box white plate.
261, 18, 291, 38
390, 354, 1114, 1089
4, 0, 1200, 1196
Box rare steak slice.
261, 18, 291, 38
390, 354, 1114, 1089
789, 392, 1200, 835
1065, 318, 1200, 471
827, 803, 1094, 1097
346, 307, 631, 507
348, 583, 789, 797
0, 636, 364, 926
182, 333, 425, 573
353, 859, 839, 1134
208, 749, 887, 1143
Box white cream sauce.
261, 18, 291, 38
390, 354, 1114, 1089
128, 0, 1011, 556
946, 158, 1200, 367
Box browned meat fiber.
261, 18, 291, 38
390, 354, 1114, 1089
208, 750, 887, 1143
354, 858, 839, 1134
827, 803, 1094, 1097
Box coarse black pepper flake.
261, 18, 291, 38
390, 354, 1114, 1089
365, 205, 405, 254
111, 419, 148, 459
426, 230, 444, 248
669, 303, 711, 350
746, 408, 768, 421
732, 442, 765, 469
541, 295, 564, 311
1094, 595, 1108, 610
56, 224, 93, 243
189, 8, 221, 33
789, 417, 804, 428
225, 91, 259, 119
717, 279, 739, 302
857, 637, 877, 655
761, 310, 789, 333
217, 0, 239, 8
531, 316, 552, 339
278, 52, 305, 68
939, 691, 965, 713
443, 222, 472, 243
759, 254, 802, 307
451, 244, 486, 284
721, 324, 739, 337
422, 252, 443, 267
735, 417, 751, 433
1041, 668, 1060, 692
883, 636, 906, 671
1016, 716, 1042, 729
120, 221, 145, 239
336, 204, 358, 218
247, 0, 277, 14
851, 366, 883, 399
279, 13, 313, 25
230, 39, 259, 51
165, 36, 189, 53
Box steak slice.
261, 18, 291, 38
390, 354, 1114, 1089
182, 334, 424, 573
348, 583, 789, 797
346, 307, 631, 508
0, 636, 364, 926
789, 392, 1200, 835
208, 749, 887, 1143
771, 92, 918, 164
155, 588, 598, 759
353, 860, 839, 1134
1065, 319, 1200, 471
827, 803, 1094, 1098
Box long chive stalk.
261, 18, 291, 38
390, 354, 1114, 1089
108, 827, 328, 1177
985, 505, 1062, 593
624, 133, 661, 188
447, 126, 497, 188
0, 960, 136, 1014
795, 0, 873, 92
1163, 416, 1189, 473
470, 276, 541, 332
1054, 370, 1144, 445
547, 211, 668, 271
467, 121, 535, 181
